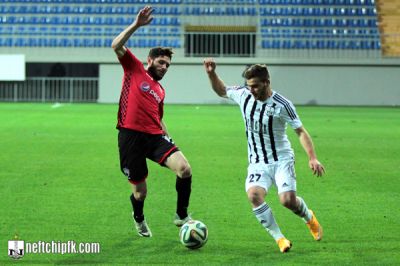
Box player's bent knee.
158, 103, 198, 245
280, 196, 296, 210
177, 162, 192, 178
247, 191, 264, 206
281, 200, 291, 209
133, 190, 147, 201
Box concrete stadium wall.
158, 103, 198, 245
99, 58, 400, 106
2, 48, 399, 105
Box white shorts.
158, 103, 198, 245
245, 160, 297, 194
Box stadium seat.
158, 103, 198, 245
103, 39, 112, 47
261, 40, 271, 49
0, 38, 12, 47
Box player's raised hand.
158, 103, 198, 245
203, 58, 216, 74
309, 159, 325, 177
135, 6, 154, 27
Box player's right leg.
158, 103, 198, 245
131, 182, 152, 237
118, 128, 152, 237
245, 167, 291, 253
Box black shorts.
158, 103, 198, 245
118, 128, 179, 184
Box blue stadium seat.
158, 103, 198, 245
262, 39, 282, 49
6, 5, 17, 13
16, 38, 29, 47
282, 40, 291, 49
59, 38, 72, 47
46, 38, 57, 46
169, 27, 180, 36
225, 7, 235, 15
61, 6, 71, 13
83, 38, 94, 47
371, 40, 380, 49
0, 26, 12, 35
103, 39, 112, 47
326, 40, 338, 49
261, 40, 271, 49
93, 38, 102, 47
261, 28, 269, 38
0, 38, 12, 47
17, 5, 29, 13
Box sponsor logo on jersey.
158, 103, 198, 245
265, 106, 276, 116
140, 82, 150, 92
140, 82, 162, 103
246, 119, 268, 134
149, 89, 162, 103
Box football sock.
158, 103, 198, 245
175, 176, 192, 219
293, 196, 312, 222
130, 194, 144, 223
253, 202, 284, 241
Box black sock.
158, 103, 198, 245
130, 194, 144, 223
175, 176, 192, 219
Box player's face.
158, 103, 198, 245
147, 56, 171, 81
247, 78, 268, 101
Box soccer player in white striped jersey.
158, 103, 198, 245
204, 58, 325, 253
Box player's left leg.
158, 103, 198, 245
148, 135, 193, 226
164, 151, 192, 226
279, 192, 323, 241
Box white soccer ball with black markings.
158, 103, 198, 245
179, 220, 208, 249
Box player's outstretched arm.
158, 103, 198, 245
111, 5, 154, 57
295, 126, 325, 177
203, 58, 227, 98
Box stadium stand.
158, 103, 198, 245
0, 1, 182, 48
0, 0, 381, 51
258, 1, 380, 50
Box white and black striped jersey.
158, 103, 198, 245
226, 86, 302, 164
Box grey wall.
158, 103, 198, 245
269, 65, 400, 106
99, 60, 400, 106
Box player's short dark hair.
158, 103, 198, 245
243, 64, 270, 82
148, 47, 173, 60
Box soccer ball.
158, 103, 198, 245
179, 220, 208, 249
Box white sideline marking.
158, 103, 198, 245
51, 103, 63, 109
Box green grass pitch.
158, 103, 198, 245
1, 103, 399, 265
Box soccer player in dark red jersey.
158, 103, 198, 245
111, 6, 192, 237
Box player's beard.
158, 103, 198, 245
252, 86, 268, 101
147, 65, 164, 81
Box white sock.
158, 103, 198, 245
253, 202, 284, 241
294, 196, 312, 222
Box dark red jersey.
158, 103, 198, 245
116, 48, 165, 135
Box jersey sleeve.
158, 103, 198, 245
279, 100, 303, 129
226, 86, 247, 104
118, 48, 142, 72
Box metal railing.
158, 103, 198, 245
0, 77, 98, 102
184, 32, 257, 57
